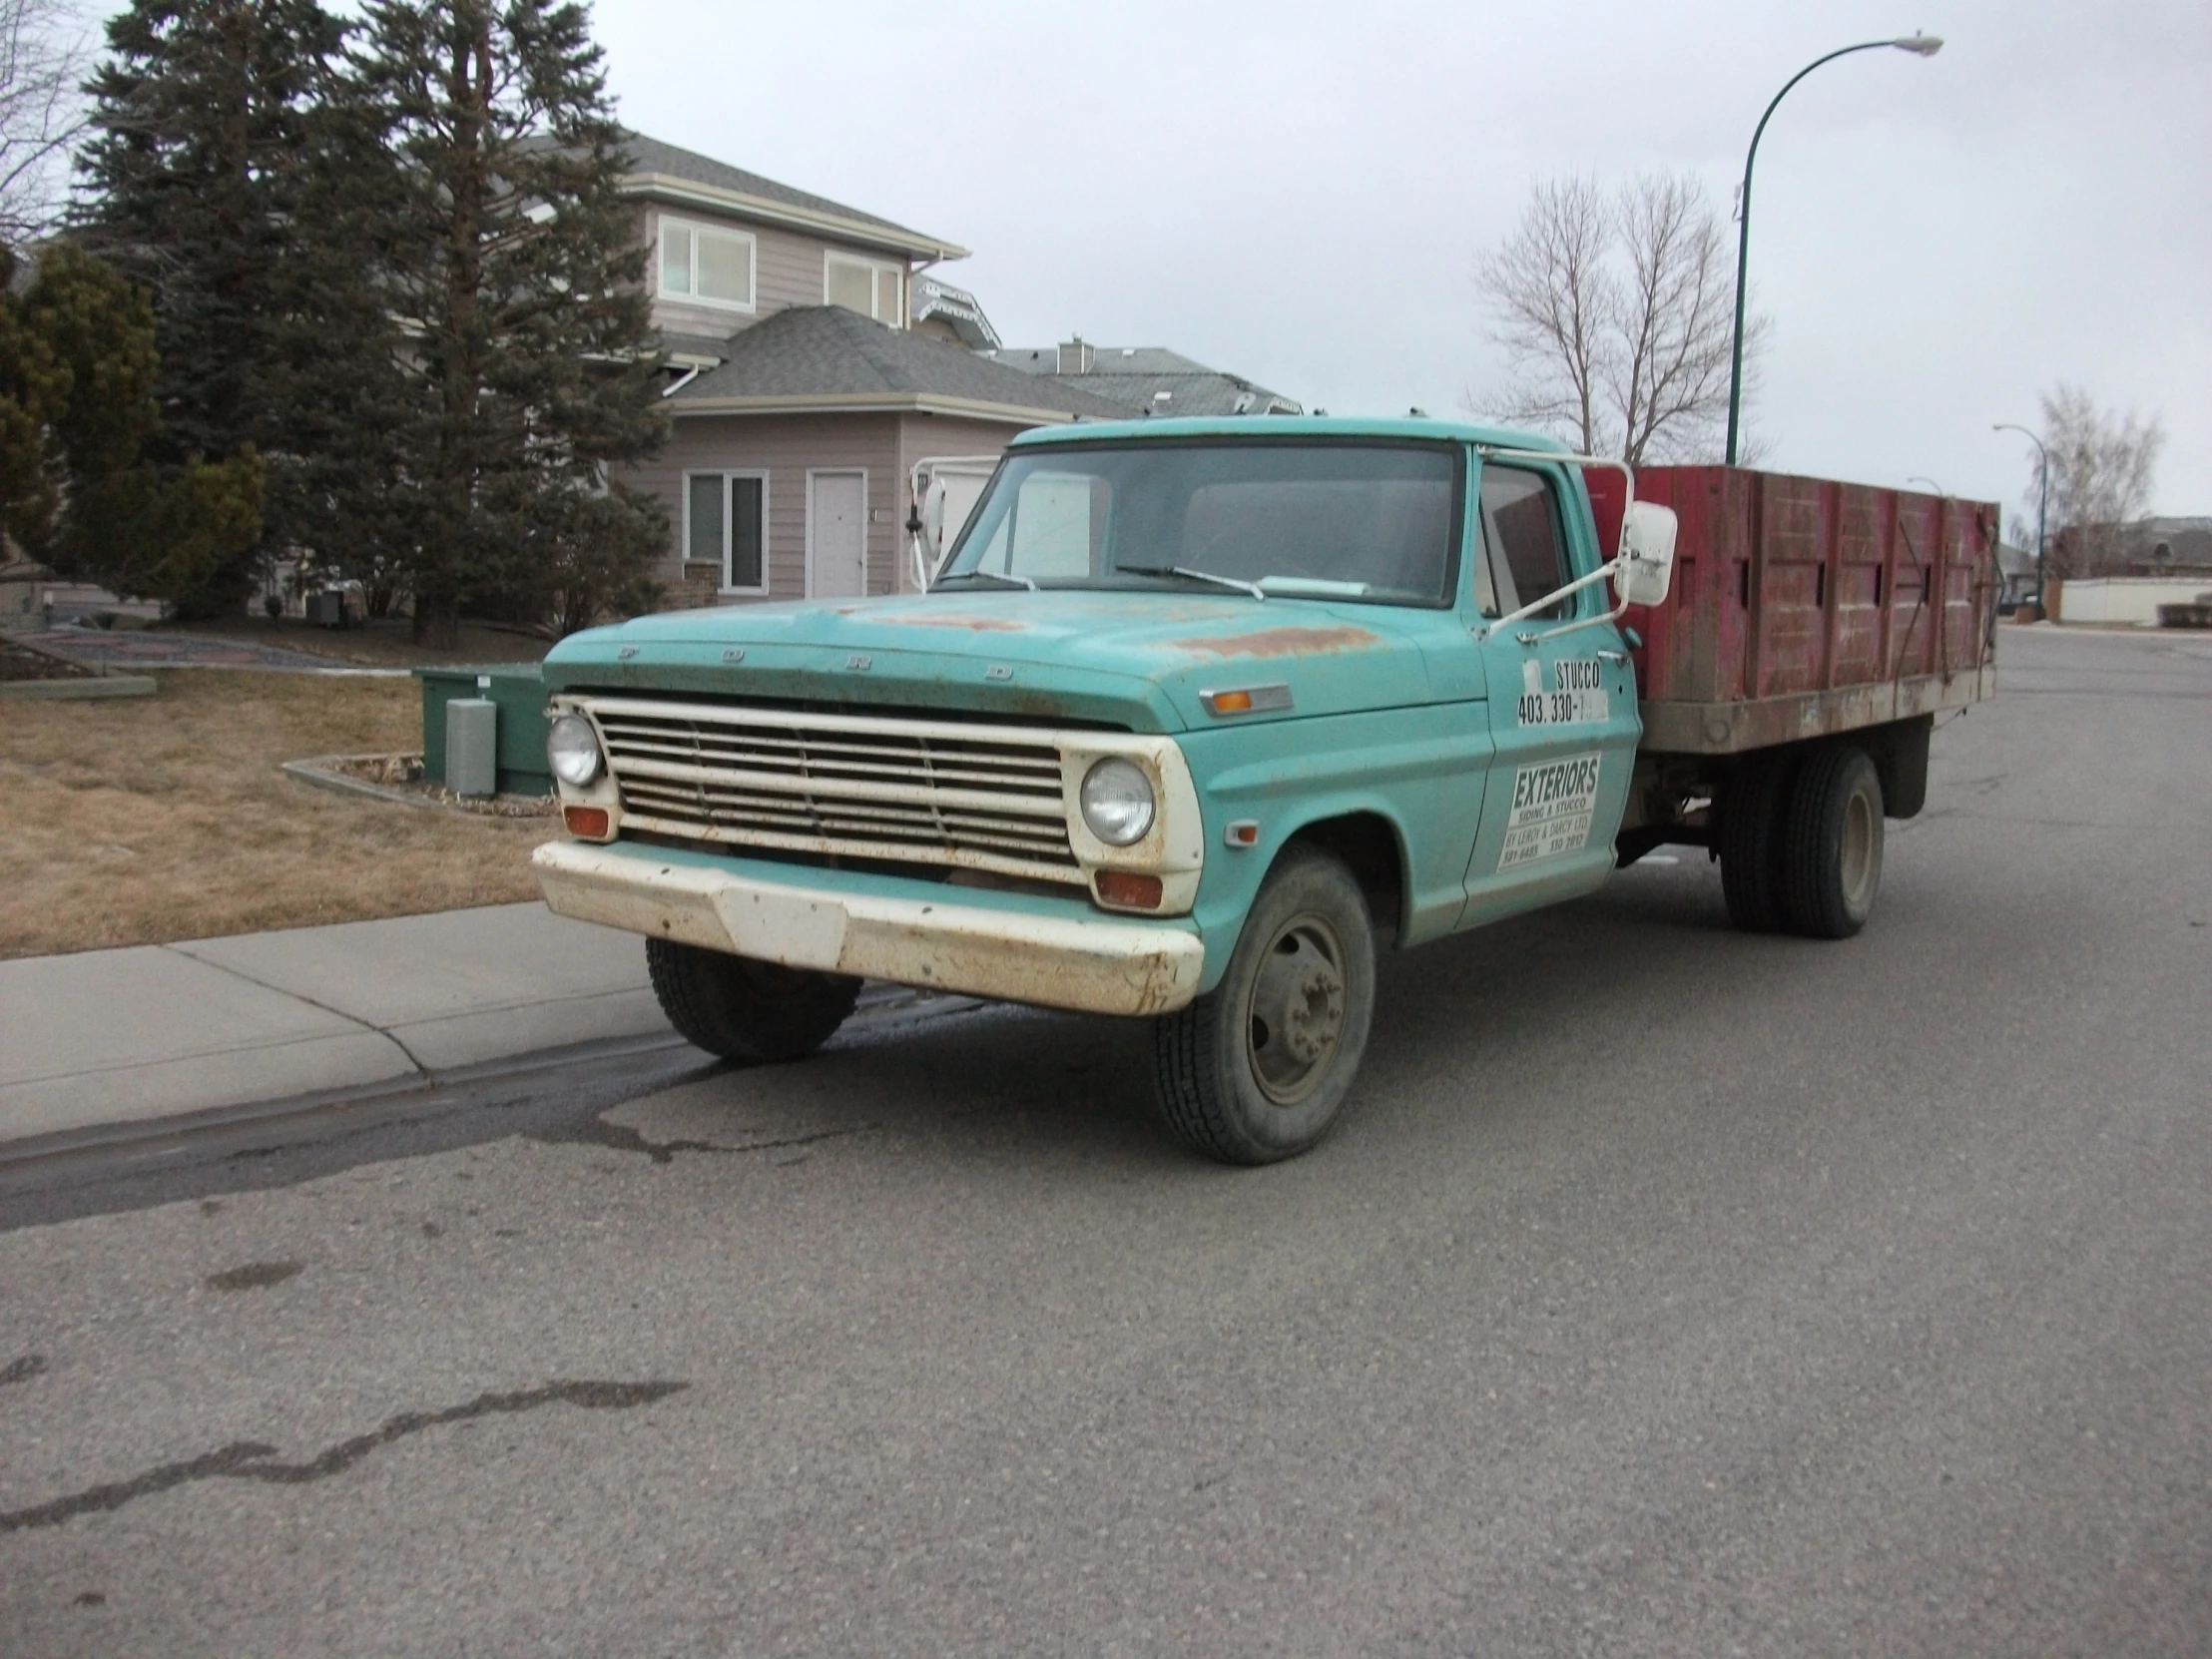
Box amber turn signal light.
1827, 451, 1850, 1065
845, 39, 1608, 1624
563, 805, 611, 839
1094, 869, 1164, 910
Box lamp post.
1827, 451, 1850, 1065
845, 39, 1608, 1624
1907, 475, 1945, 495
1993, 422, 2049, 614
1724, 34, 1943, 465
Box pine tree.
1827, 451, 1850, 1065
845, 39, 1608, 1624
351, 0, 665, 646
76, 0, 397, 616
0, 239, 263, 602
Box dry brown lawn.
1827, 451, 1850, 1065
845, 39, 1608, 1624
2, 670, 559, 959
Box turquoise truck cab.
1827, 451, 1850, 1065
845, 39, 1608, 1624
536, 415, 1681, 1162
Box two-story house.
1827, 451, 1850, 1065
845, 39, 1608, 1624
615, 134, 1124, 608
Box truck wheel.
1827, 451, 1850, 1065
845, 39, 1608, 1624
645, 937, 860, 1062
1720, 751, 1794, 932
1780, 746, 1885, 939
1150, 845, 1377, 1165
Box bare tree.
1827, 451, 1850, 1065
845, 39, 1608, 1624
1471, 171, 1765, 465
2038, 383, 2165, 578
0, 0, 87, 245
1472, 174, 1612, 455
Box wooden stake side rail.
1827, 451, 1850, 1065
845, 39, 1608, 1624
1583, 464, 2000, 757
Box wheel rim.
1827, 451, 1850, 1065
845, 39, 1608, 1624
1841, 786, 1878, 912
1244, 912, 1348, 1107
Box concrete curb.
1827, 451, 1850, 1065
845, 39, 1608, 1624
0, 901, 986, 1152
0, 904, 657, 1148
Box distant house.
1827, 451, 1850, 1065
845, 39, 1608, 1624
984, 338, 1304, 418
615, 134, 1120, 607
2049, 515, 2212, 582
2113, 516, 2212, 574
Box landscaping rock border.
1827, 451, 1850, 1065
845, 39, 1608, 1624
281, 753, 556, 821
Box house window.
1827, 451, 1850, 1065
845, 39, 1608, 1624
686, 470, 769, 592
659, 218, 756, 310
825, 253, 903, 325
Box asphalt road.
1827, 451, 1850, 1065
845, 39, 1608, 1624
4, 625, 2208, 1657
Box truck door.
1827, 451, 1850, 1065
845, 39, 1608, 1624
1459, 462, 1642, 925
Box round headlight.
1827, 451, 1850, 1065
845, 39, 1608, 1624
547, 713, 604, 787
1080, 757, 1156, 846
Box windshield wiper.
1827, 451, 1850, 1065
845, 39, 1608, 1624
938, 568, 1037, 591
1117, 564, 1266, 601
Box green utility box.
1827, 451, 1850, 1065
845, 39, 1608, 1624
415, 663, 552, 796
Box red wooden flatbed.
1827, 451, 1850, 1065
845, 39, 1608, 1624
1587, 465, 1999, 755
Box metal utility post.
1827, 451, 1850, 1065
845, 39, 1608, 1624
1724, 34, 1943, 465
1993, 422, 2050, 614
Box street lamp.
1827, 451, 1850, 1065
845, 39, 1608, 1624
1993, 422, 2049, 614
1907, 475, 1945, 495
1724, 34, 1943, 465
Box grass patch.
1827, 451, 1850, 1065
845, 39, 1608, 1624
1, 670, 558, 959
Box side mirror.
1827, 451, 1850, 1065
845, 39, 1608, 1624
1613, 502, 1677, 609
920, 479, 948, 550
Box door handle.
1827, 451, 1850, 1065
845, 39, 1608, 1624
1596, 649, 1629, 666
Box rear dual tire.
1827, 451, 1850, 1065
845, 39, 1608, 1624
1720, 751, 1795, 932
1780, 746, 1885, 939
1721, 744, 1885, 939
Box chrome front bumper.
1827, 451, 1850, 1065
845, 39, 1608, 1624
533, 841, 1206, 1018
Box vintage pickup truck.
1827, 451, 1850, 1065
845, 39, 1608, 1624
535, 416, 1998, 1162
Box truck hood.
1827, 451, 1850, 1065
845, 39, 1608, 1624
543, 590, 1443, 733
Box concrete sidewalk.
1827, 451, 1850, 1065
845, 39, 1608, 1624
1, 903, 663, 1147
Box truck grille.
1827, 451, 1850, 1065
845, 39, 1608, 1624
580, 698, 1082, 884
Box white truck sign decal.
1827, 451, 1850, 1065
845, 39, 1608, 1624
1498, 751, 1602, 869
1517, 658, 1610, 727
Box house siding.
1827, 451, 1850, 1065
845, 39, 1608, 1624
622, 410, 1052, 607
628, 414, 903, 604
643, 205, 914, 337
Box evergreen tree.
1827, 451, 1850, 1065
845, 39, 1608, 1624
76, 0, 399, 616
0, 239, 263, 601
352, 0, 664, 646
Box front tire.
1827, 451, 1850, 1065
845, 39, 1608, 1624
646, 937, 860, 1062
1151, 845, 1377, 1165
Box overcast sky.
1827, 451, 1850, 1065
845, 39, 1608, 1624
587, 0, 2208, 527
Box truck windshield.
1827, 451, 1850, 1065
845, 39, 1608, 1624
937, 441, 1460, 606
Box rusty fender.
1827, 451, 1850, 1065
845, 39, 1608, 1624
533, 841, 1206, 1018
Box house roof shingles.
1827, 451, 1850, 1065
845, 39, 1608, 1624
620, 133, 964, 259
985, 343, 1302, 418
669, 306, 1130, 422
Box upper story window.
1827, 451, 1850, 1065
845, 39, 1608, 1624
825, 253, 904, 325
659, 217, 756, 310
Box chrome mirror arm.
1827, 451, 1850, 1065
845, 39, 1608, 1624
1470, 445, 1642, 644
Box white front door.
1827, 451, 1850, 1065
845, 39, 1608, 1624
809, 471, 867, 598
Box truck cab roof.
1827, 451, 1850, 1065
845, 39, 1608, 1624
1009, 413, 1575, 454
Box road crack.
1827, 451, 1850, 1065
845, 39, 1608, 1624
0, 1380, 688, 1534
531, 1115, 880, 1164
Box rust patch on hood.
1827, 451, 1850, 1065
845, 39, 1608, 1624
873, 614, 1030, 633
1168, 625, 1379, 659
